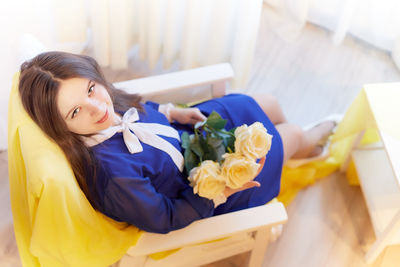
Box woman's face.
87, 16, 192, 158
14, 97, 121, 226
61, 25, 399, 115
57, 77, 115, 135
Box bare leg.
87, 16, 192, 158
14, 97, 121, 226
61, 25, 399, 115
248, 93, 335, 164
292, 122, 336, 158
274, 123, 302, 164
275, 122, 336, 164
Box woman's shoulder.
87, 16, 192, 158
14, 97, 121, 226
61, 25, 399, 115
93, 142, 145, 179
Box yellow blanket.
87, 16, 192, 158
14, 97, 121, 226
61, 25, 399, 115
8, 73, 141, 267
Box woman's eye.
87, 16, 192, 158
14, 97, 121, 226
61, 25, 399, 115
88, 84, 95, 95
72, 107, 80, 118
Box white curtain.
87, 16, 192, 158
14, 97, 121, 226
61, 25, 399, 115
88, 0, 263, 88
1, 0, 263, 150
264, 0, 400, 69
1, 0, 89, 151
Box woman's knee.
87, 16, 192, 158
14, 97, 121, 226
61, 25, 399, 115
249, 93, 286, 125
251, 93, 278, 108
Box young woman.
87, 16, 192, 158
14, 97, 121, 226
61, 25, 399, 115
18, 51, 335, 233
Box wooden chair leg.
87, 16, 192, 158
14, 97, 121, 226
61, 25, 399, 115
248, 227, 270, 267
269, 225, 283, 243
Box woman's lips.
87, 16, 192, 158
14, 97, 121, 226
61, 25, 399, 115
96, 110, 109, 124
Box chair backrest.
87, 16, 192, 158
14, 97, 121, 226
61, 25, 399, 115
8, 73, 142, 267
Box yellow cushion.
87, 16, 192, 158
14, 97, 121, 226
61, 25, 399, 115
8, 73, 142, 267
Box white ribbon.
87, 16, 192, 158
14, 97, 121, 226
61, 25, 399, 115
82, 107, 184, 172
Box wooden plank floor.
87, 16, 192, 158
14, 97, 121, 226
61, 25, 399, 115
2, 5, 400, 267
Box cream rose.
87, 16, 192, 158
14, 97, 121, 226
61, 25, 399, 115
188, 160, 226, 200
221, 153, 260, 189
234, 122, 273, 160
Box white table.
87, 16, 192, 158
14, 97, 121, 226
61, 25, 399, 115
345, 83, 400, 263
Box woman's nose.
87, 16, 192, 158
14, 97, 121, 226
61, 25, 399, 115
87, 99, 104, 115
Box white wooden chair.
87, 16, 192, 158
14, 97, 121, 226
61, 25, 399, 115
113, 63, 288, 267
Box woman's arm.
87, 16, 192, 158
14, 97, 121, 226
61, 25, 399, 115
102, 175, 215, 234
158, 103, 206, 125
169, 106, 206, 125
146, 101, 206, 125
102, 157, 265, 234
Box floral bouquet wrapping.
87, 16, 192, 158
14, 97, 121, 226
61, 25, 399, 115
181, 111, 273, 201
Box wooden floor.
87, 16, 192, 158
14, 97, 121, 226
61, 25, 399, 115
2, 5, 400, 267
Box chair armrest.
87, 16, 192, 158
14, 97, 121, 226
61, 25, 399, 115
112, 63, 234, 100
127, 202, 287, 256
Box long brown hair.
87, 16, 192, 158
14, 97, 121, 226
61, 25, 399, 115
18, 51, 143, 209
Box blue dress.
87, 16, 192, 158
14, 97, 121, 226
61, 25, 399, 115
90, 94, 283, 234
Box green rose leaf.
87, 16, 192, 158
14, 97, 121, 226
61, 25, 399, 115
212, 130, 235, 153
190, 142, 204, 159
216, 131, 231, 145
227, 127, 237, 152
216, 145, 226, 162
229, 127, 237, 135
206, 111, 227, 130
207, 137, 225, 162
181, 132, 190, 149
207, 136, 223, 147
226, 136, 235, 153
198, 134, 209, 153
203, 147, 217, 162
184, 148, 199, 175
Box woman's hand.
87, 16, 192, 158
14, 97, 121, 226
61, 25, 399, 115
223, 156, 266, 198
170, 107, 207, 125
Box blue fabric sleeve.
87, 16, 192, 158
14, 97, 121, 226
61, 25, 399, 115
145, 101, 160, 111
103, 176, 215, 234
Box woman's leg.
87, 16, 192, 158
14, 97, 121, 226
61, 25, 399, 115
248, 93, 335, 164
276, 122, 335, 164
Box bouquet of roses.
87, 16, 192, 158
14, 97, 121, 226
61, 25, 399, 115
181, 111, 273, 201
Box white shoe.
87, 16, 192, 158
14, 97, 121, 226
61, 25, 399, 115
302, 113, 343, 132
285, 114, 343, 169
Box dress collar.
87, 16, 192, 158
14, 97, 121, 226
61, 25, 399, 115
82, 107, 184, 171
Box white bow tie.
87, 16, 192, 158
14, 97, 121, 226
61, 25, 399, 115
82, 107, 184, 172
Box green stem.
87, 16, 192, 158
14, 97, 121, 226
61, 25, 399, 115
216, 128, 235, 137
194, 127, 200, 138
